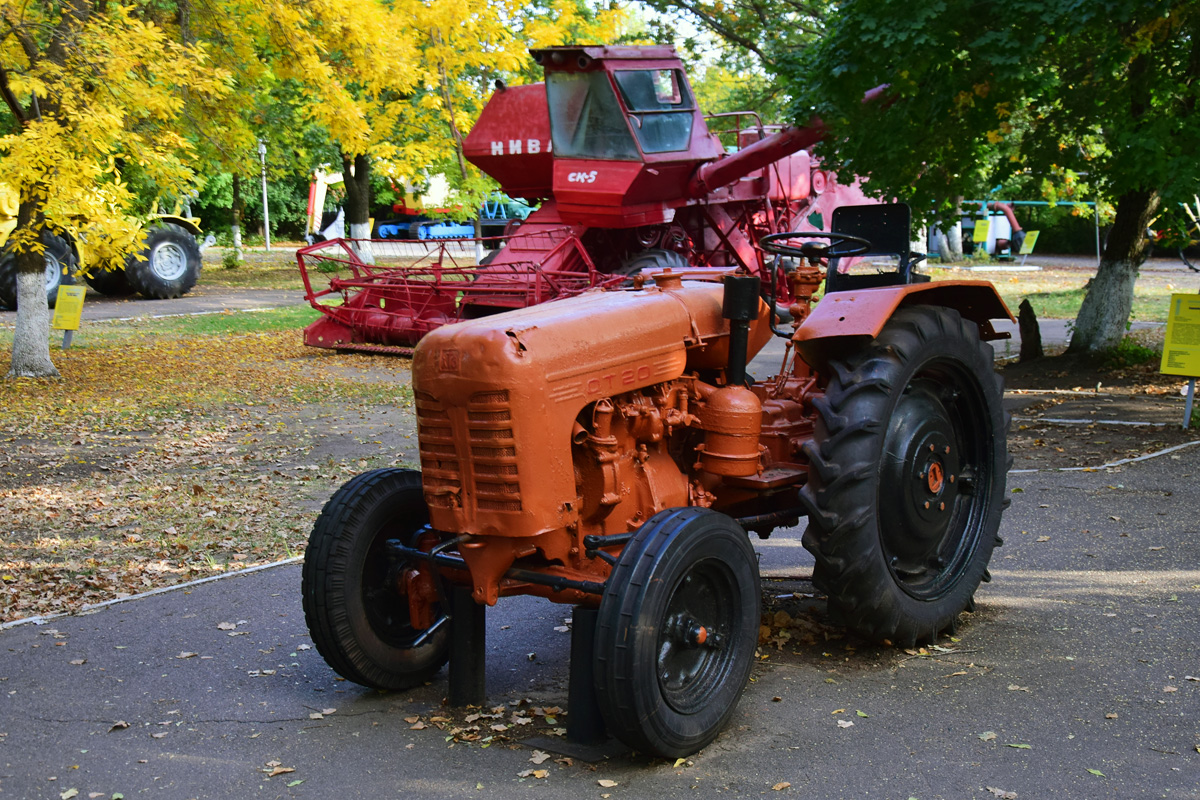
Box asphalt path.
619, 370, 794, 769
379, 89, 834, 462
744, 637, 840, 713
2, 426, 1199, 799
0, 287, 308, 323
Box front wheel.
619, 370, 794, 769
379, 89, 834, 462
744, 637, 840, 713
594, 507, 760, 758
800, 306, 1009, 647
302, 468, 450, 690
125, 222, 201, 299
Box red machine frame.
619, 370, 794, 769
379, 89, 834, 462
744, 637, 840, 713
299, 45, 866, 354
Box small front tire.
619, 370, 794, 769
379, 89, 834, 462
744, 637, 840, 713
302, 468, 450, 690
594, 507, 760, 758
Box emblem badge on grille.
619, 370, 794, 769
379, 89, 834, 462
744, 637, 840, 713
440, 348, 461, 373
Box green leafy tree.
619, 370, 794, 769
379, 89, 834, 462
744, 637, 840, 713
787, 0, 1200, 352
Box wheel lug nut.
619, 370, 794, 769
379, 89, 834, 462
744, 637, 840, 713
928, 444, 935, 452
950, 475, 956, 483
944, 446, 950, 455
923, 501, 930, 509
939, 502, 945, 511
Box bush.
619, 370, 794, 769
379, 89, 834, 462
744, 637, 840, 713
1098, 335, 1160, 370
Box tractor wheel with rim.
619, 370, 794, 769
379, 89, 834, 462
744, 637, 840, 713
0, 232, 76, 309
799, 305, 1009, 647
302, 468, 450, 690
124, 222, 201, 299
85, 266, 134, 296
594, 507, 760, 758
616, 247, 688, 278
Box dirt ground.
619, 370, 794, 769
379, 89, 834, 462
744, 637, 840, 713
1002, 351, 1199, 471
2, 321, 1198, 623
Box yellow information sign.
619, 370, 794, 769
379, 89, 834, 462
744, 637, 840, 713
972, 218, 990, 244
50, 285, 86, 331
1160, 293, 1200, 377
1018, 230, 1040, 255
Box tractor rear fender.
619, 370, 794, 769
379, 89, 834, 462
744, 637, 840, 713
794, 281, 1013, 366
153, 215, 203, 237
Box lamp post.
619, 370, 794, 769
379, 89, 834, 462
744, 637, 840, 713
258, 140, 271, 251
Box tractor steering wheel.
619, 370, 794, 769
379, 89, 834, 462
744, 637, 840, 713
759, 231, 871, 262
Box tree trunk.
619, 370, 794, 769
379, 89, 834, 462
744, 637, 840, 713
341, 151, 373, 263
6, 200, 59, 378
935, 197, 964, 260
1067, 189, 1160, 354
231, 173, 244, 261
437, 60, 483, 262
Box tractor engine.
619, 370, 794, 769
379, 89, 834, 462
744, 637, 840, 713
411, 271, 811, 607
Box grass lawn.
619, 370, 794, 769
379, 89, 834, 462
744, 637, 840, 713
929, 264, 1198, 323
200, 245, 307, 291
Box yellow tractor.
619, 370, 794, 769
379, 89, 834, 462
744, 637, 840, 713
0, 185, 207, 309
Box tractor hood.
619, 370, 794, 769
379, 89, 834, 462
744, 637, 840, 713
411, 279, 771, 540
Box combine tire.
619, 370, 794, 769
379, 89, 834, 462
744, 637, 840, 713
0, 233, 76, 309
84, 267, 134, 296
594, 507, 760, 758
616, 248, 688, 278
124, 222, 201, 299
799, 306, 1008, 647
302, 468, 450, 690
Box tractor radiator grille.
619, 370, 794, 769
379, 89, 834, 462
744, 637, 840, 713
466, 390, 522, 512
416, 390, 522, 512
416, 392, 461, 508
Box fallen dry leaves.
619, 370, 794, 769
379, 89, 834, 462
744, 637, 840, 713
0, 330, 418, 622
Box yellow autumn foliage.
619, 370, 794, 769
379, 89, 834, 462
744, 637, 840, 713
0, 2, 230, 267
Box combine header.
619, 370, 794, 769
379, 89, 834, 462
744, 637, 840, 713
298, 45, 871, 354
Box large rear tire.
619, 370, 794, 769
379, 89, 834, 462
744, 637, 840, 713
124, 222, 201, 299
799, 306, 1008, 647
84, 266, 134, 296
302, 468, 450, 690
594, 507, 760, 758
0, 232, 76, 309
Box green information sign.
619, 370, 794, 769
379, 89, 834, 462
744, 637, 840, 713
1161, 294, 1200, 377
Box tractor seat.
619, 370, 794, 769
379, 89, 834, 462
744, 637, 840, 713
825, 202, 929, 294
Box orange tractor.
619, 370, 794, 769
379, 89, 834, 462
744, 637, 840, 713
302, 178, 1014, 755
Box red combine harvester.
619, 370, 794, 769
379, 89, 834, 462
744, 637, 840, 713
298, 45, 874, 354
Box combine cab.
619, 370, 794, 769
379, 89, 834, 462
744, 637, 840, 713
299, 45, 872, 354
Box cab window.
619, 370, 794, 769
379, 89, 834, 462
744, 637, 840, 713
546, 71, 640, 160
613, 69, 695, 153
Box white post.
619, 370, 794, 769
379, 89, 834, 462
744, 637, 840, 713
259, 140, 271, 252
